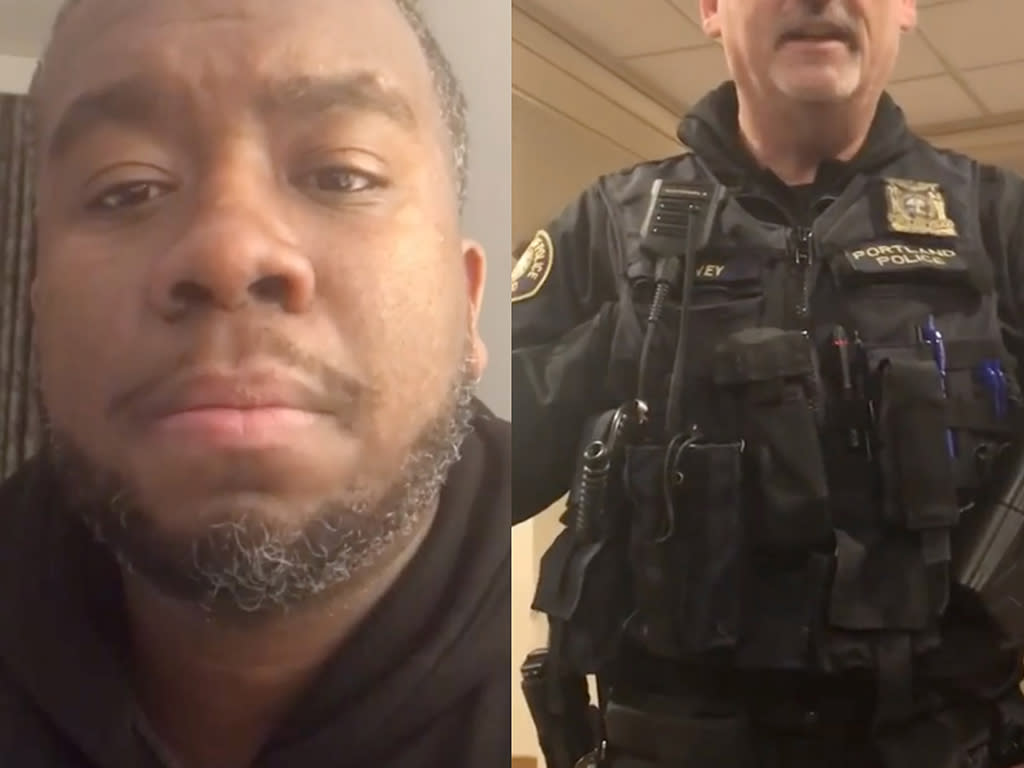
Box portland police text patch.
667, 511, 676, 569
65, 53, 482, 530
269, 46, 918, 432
843, 242, 966, 273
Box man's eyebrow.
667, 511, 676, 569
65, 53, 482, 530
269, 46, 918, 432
255, 72, 418, 130
47, 75, 182, 160
45, 71, 419, 162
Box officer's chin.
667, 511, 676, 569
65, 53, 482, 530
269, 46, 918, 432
771, 64, 861, 104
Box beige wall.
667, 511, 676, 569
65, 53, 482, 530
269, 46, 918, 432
510, 92, 644, 762
512, 92, 642, 243
0, 53, 35, 93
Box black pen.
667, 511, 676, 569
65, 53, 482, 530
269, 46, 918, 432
851, 330, 873, 459
832, 326, 860, 449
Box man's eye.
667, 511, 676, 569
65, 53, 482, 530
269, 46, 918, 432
86, 181, 172, 212
301, 167, 380, 195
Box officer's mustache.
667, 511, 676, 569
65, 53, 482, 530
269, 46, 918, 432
775, 1, 859, 51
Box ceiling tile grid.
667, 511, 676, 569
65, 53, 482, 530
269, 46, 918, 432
515, 0, 1024, 133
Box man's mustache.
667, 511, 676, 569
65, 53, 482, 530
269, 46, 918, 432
108, 326, 375, 425
775, 1, 858, 49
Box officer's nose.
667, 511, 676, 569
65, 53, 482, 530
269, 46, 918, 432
148, 179, 315, 320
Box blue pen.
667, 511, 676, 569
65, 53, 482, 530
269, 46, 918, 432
994, 364, 1009, 420
976, 359, 1009, 420
919, 316, 956, 457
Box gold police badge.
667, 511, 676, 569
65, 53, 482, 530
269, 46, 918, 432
512, 229, 553, 303
884, 178, 957, 238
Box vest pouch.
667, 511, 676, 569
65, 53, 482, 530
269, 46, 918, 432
532, 410, 634, 674
826, 355, 950, 638
877, 357, 960, 533
667, 439, 743, 655
934, 336, 1018, 495
736, 551, 834, 670
866, 356, 959, 630
623, 438, 744, 658
533, 529, 635, 675
623, 444, 682, 658
712, 328, 832, 558
710, 328, 833, 670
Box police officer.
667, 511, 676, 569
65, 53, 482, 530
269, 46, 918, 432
514, 1, 1024, 767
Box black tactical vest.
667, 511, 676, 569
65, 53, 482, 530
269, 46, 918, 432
532, 140, 1023, 719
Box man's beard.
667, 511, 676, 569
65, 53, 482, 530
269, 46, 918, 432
40, 356, 477, 618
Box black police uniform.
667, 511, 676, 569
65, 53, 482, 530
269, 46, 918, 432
513, 82, 1024, 767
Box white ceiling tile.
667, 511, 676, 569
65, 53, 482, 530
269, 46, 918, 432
918, 0, 1024, 70
516, 0, 1024, 173
622, 44, 729, 111
521, 0, 706, 58
891, 29, 945, 82
887, 75, 981, 128
961, 61, 1024, 114
665, 0, 702, 27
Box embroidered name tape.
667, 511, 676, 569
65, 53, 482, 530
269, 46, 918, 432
693, 259, 761, 282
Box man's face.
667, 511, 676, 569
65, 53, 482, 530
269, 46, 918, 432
700, 0, 917, 104
31, 0, 487, 613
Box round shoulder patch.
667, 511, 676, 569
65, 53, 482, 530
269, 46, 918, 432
512, 229, 554, 304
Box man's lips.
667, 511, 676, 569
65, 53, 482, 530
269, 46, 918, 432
779, 23, 855, 48
153, 406, 325, 447
127, 368, 341, 447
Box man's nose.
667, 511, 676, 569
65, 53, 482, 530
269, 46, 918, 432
797, 0, 832, 12
148, 177, 315, 320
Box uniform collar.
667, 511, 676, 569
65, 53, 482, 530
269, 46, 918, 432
677, 80, 918, 191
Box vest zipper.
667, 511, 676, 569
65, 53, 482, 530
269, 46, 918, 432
792, 226, 814, 326
790, 225, 822, 419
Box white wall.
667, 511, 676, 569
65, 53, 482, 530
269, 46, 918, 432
421, 0, 511, 419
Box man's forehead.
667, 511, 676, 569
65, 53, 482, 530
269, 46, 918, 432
40, 0, 433, 120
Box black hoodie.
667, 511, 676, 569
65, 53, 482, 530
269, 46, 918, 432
679, 81, 918, 222
0, 401, 510, 767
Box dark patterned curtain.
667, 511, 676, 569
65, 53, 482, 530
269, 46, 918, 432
0, 94, 38, 480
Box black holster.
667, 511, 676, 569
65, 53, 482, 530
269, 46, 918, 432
521, 648, 599, 768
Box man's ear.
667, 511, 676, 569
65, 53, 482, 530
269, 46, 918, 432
899, 0, 918, 31
461, 239, 488, 380
700, 0, 723, 39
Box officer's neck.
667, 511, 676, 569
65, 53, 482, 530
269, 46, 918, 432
736, 89, 877, 187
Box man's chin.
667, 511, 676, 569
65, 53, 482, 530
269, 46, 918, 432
773, 68, 861, 105
97, 485, 427, 618
43, 368, 477, 618
125, 441, 366, 514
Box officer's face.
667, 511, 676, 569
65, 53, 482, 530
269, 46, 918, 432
30, 0, 487, 613
701, 0, 917, 105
